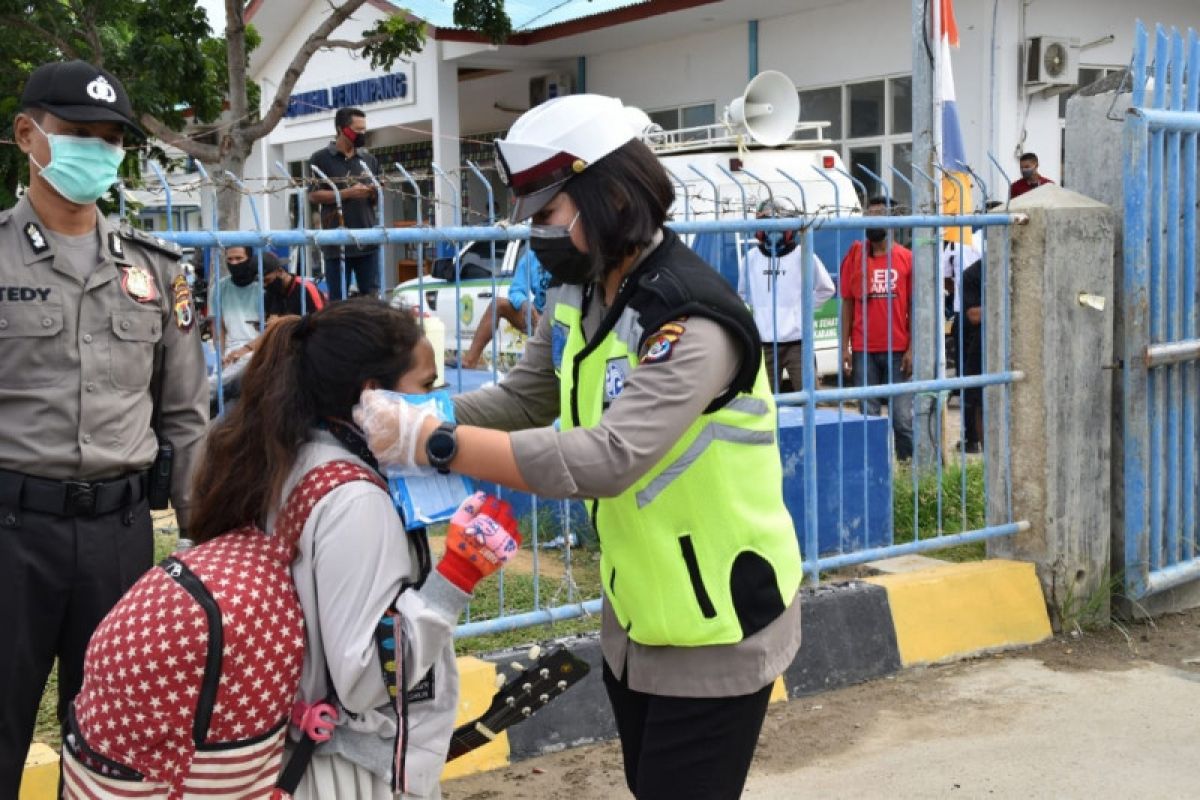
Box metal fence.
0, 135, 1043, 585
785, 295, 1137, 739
1121, 21, 1200, 600
155, 161, 1027, 640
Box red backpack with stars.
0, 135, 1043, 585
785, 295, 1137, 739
63, 461, 384, 800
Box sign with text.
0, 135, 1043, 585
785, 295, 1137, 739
286, 66, 414, 118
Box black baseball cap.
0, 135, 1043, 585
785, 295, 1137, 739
261, 251, 289, 275
20, 60, 144, 139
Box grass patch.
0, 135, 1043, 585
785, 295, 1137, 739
455, 548, 604, 655
892, 460, 987, 563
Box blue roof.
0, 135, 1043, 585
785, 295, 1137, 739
393, 0, 650, 32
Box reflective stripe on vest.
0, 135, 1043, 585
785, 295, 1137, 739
552, 294, 802, 647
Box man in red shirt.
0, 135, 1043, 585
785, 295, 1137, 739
840, 197, 915, 460
1009, 152, 1054, 199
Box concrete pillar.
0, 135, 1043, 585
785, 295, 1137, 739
433, 42, 462, 227
984, 185, 1116, 630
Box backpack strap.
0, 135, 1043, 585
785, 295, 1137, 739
273, 460, 386, 560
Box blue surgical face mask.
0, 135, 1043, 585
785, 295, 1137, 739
29, 118, 125, 205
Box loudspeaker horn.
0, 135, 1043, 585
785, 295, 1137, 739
726, 70, 800, 147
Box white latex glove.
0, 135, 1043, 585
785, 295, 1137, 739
352, 388, 438, 471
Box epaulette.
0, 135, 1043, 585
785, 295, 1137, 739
118, 221, 183, 259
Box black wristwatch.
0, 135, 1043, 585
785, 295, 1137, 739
425, 422, 458, 474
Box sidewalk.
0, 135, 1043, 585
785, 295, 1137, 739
443, 610, 1200, 800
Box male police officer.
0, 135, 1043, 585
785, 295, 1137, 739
0, 60, 208, 795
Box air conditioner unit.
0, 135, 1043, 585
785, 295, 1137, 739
529, 72, 574, 107
1025, 36, 1080, 88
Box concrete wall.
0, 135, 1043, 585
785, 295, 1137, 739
985, 185, 1116, 629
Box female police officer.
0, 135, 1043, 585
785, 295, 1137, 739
354, 94, 802, 800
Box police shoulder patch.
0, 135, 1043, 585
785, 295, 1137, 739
171, 274, 195, 332
639, 317, 687, 365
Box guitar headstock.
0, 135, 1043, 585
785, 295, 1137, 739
483, 645, 590, 726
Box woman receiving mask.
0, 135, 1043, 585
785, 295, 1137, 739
355, 94, 803, 800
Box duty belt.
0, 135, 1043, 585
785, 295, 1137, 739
0, 469, 150, 518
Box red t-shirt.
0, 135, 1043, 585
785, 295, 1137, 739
839, 241, 913, 353
1009, 175, 1053, 198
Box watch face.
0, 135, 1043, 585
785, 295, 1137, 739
427, 425, 457, 465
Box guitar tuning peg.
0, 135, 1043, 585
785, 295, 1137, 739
510, 661, 525, 672
528, 644, 542, 660
505, 697, 516, 707
494, 673, 506, 689
522, 682, 532, 693
539, 668, 550, 679
539, 693, 550, 703
557, 680, 568, 690
521, 707, 532, 717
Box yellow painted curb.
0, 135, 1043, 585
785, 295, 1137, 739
20, 743, 58, 800
441, 655, 510, 780
866, 559, 1052, 666
769, 675, 788, 703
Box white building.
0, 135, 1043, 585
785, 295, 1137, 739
243, 0, 1198, 278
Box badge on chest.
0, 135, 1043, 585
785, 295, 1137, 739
120, 265, 159, 303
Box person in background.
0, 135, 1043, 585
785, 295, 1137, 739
189, 300, 520, 799
216, 245, 264, 366
840, 196, 915, 461
308, 107, 382, 301
0, 59, 207, 796
354, 93, 802, 800
460, 248, 549, 369
1009, 152, 1054, 199
261, 250, 327, 319
960, 251, 985, 452
739, 198, 836, 393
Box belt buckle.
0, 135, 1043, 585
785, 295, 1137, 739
64, 481, 97, 516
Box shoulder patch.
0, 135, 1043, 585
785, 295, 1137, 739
119, 223, 182, 260
24, 222, 49, 254
171, 274, 195, 332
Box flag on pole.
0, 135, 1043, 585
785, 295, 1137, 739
936, 0, 973, 244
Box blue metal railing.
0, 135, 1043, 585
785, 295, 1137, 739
1122, 22, 1200, 599
154, 161, 1026, 639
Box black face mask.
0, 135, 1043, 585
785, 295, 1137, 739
341, 126, 367, 149
228, 263, 257, 287
758, 231, 797, 258
530, 235, 593, 285
865, 228, 888, 243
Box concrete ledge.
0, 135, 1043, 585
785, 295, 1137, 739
19, 744, 57, 800
25, 560, 1052, 790
866, 560, 1053, 666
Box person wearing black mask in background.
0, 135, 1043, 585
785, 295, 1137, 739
739, 198, 836, 393
839, 196, 915, 460
261, 250, 327, 318
216, 245, 264, 366
308, 107, 382, 301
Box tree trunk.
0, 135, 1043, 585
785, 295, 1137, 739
210, 147, 248, 235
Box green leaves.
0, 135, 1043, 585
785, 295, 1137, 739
454, 0, 512, 44
361, 16, 427, 71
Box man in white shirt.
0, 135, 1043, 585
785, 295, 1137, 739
739, 200, 836, 392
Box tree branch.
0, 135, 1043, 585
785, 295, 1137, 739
69, 0, 104, 64
0, 16, 81, 60
319, 34, 391, 50
224, 0, 250, 144
243, 0, 372, 141
138, 114, 221, 164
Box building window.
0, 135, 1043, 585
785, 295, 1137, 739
798, 75, 914, 210
648, 102, 716, 141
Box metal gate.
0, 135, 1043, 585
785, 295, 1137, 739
1122, 22, 1200, 599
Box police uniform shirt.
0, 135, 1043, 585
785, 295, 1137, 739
454, 233, 801, 698
0, 196, 209, 526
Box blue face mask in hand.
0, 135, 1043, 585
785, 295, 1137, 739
28, 118, 125, 205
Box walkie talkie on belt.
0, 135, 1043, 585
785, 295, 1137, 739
148, 341, 173, 510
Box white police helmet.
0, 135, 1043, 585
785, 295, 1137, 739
495, 94, 641, 222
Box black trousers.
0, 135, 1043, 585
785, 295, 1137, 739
0, 491, 152, 797
603, 661, 774, 800
324, 251, 381, 301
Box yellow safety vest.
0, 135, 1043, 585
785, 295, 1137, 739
551, 276, 802, 647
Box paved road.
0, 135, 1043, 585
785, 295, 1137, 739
446, 638, 1200, 800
